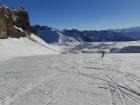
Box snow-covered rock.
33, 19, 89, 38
32, 25, 78, 44
110, 27, 140, 40
62, 29, 135, 42
0, 5, 30, 38
32, 25, 135, 43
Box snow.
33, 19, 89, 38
32, 25, 78, 44
0, 34, 61, 61
64, 41, 140, 53
0, 25, 140, 105
14, 26, 24, 32
0, 54, 140, 105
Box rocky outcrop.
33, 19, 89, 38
0, 5, 31, 39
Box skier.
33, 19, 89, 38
101, 51, 105, 58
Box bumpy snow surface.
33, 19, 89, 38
0, 54, 140, 105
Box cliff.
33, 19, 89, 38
0, 5, 31, 38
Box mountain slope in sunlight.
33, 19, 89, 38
0, 34, 60, 61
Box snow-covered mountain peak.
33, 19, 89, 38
32, 25, 79, 44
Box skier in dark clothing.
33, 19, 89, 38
101, 51, 105, 58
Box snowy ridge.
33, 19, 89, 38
32, 25, 135, 43
109, 27, 140, 40
32, 25, 140, 53
32, 25, 78, 44
0, 34, 61, 61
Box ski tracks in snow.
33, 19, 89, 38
1, 54, 140, 105
99, 55, 140, 105
0, 73, 59, 105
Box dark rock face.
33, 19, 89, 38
0, 5, 31, 39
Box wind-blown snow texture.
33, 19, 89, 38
0, 54, 140, 105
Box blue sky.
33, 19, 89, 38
1, 0, 140, 30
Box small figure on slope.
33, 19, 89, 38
101, 51, 105, 58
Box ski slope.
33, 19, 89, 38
0, 54, 140, 105
0, 34, 61, 61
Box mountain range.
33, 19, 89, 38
32, 25, 140, 44
1, 5, 140, 56
110, 27, 140, 40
